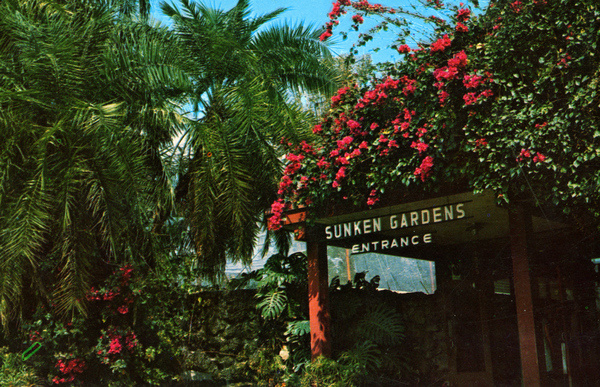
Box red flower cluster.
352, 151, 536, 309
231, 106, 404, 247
119, 264, 133, 285
463, 92, 478, 105
457, 8, 471, 21
352, 0, 394, 13
330, 86, 352, 107
321, 0, 397, 41
411, 140, 429, 154
430, 34, 452, 52
414, 156, 434, 181
557, 52, 571, 67
401, 76, 417, 95
474, 138, 488, 149
516, 148, 547, 163
510, 0, 523, 13
268, 199, 286, 231
53, 358, 85, 384
397, 44, 411, 54
355, 77, 400, 109
125, 331, 138, 350
367, 189, 379, 206
352, 14, 364, 24
533, 153, 546, 163
86, 287, 120, 301
455, 22, 468, 32
29, 330, 42, 342
108, 336, 122, 354
463, 73, 483, 88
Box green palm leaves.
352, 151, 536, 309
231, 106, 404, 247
0, 0, 337, 329
163, 0, 338, 278
0, 0, 188, 326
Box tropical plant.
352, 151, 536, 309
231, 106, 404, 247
0, 347, 42, 386
161, 0, 340, 278
236, 252, 406, 383
299, 342, 380, 387
268, 0, 600, 228
0, 0, 189, 328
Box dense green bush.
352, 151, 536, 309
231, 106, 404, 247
5, 261, 289, 385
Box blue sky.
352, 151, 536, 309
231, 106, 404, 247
149, 0, 482, 63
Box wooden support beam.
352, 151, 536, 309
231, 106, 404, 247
307, 228, 331, 359
509, 205, 542, 386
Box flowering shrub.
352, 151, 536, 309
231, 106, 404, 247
22, 264, 179, 385
53, 357, 85, 384
270, 0, 600, 228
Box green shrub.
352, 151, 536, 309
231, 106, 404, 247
0, 346, 42, 386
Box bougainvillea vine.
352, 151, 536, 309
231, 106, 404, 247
269, 0, 600, 229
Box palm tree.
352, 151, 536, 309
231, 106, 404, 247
0, 0, 189, 328
161, 0, 339, 278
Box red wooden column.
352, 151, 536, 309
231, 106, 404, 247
306, 227, 332, 359
509, 205, 541, 386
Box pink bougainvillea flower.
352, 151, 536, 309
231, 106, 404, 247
479, 89, 494, 98
533, 152, 547, 163
316, 158, 330, 169
411, 140, 429, 153
463, 92, 478, 105
347, 120, 361, 130
342, 135, 354, 145
352, 14, 364, 24
108, 337, 122, 354
463, 73, 483, 88
456, 22, 469, 32
319, 29, 332, 41
335, 167, 346, 180
397, 44, 411, 53
438, 90, 450, 105
433, 66, 459, 81
457, 8, 471, 21
516, 148, 532, 162
430, 34, 452, 52
414, 156, 434, 181
510, 0, 523, 13
448, 50, 468, 68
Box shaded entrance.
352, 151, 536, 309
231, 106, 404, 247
282, 191, 600, 385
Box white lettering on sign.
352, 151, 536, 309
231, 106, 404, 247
351, 233, 433, 253
324, 202, 468, 241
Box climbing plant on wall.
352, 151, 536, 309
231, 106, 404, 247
269, 0, 600, 230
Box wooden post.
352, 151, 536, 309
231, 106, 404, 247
509, 205, 542, 386
307, 227, 331, 359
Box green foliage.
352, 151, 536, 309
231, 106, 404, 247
240, 253, 408, 384
19, 264, 183, 385
257, 291, 289, 320
299, 342, 380, 387
240, 252, 308, 322
347, 303, 405, 347
0, 0, 189, 327
330, 274, 404, 350
0, 347, 42, 386
269, 0, 600, 230
162, 0, 340, 279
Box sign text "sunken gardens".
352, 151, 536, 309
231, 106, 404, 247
324, 202, 467, 252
